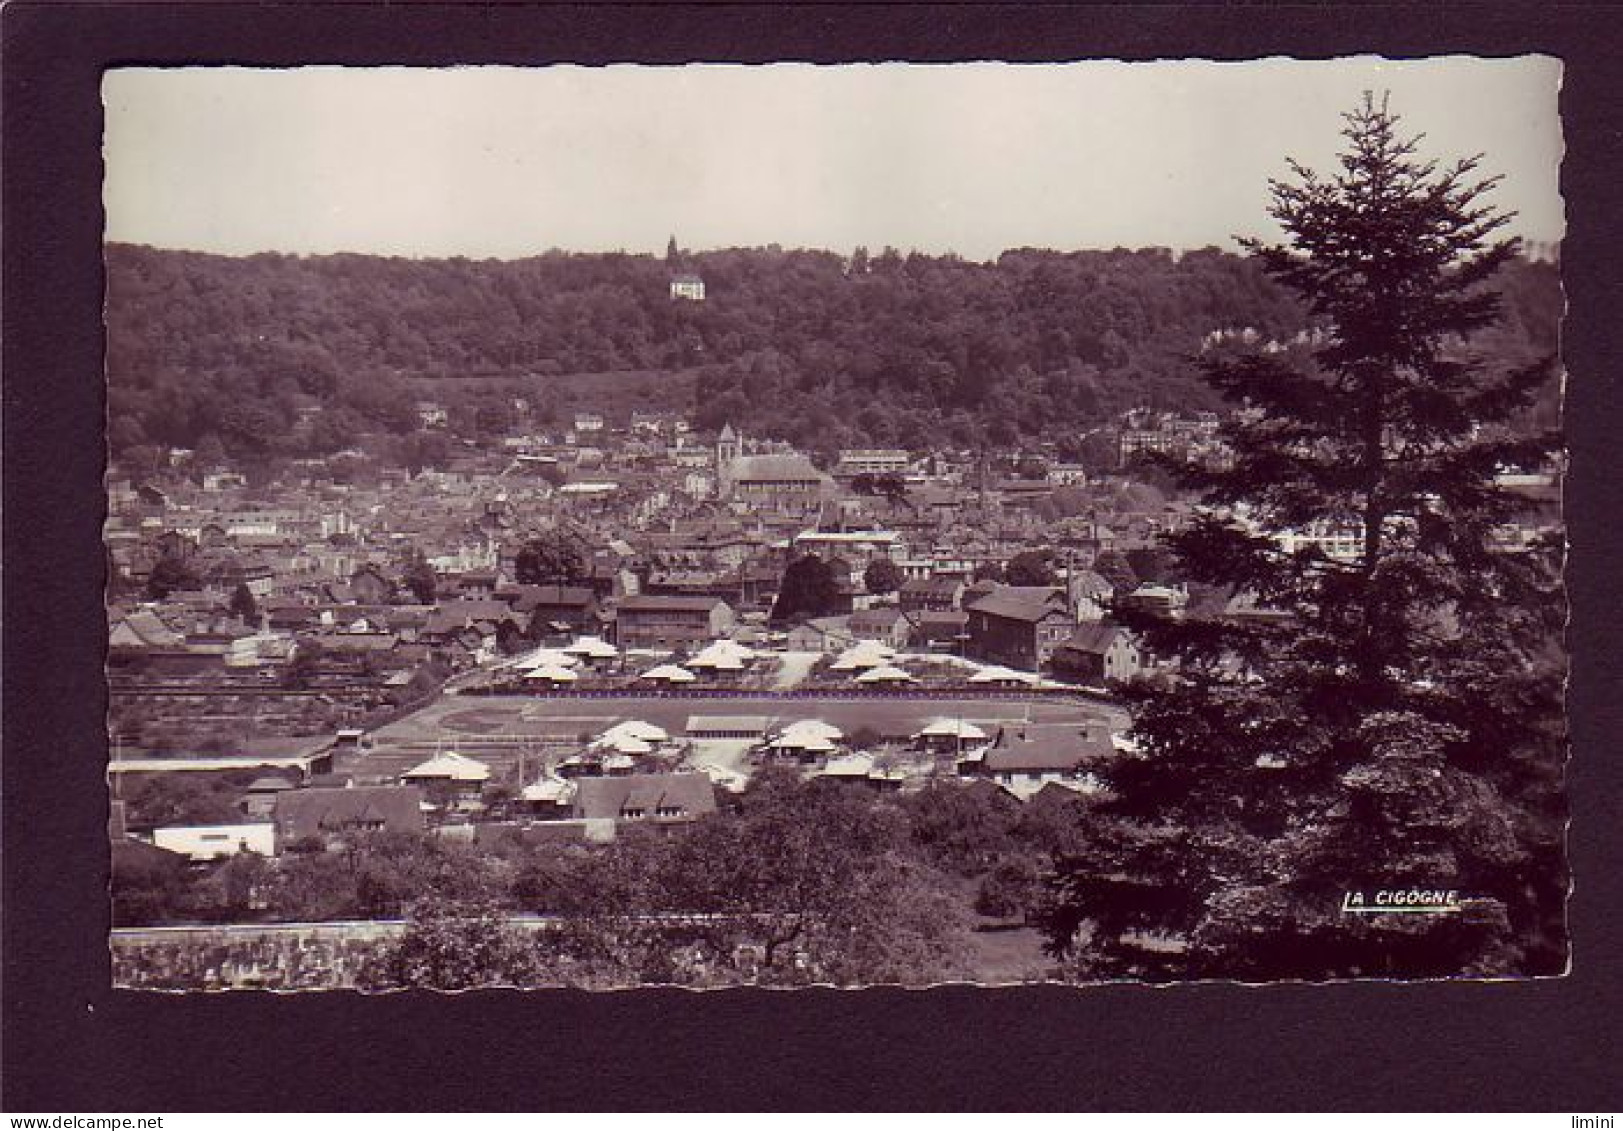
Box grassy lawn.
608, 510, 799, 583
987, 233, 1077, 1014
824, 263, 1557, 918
436, 707, 517, 734
966, 923, 1055, 984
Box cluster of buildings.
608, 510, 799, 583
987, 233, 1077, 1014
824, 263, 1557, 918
117, 399, 1561, 884
1116, 408, 1227, 467
105, 415, 1198, 698
118, 389, 1559, 762
105, 408, 1193, 890
106, 393, 1565, 949
123, 697, 1126, 870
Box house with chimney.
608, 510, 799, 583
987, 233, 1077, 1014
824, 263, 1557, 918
1066, 568, 1114, 622
500, 584, 601, 640
847, 606, 913, 649
785, 615, 857, 654
910, 609, 970, 653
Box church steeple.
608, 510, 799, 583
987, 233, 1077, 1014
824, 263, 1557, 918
716, 423, 741, 498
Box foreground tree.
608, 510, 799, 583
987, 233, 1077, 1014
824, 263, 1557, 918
529, 771, 975, 987
975, 856, 1044, 922
361, 896, 540, 990
1038, 95, 1565, 980
110, 839, 191, 927
648, 771, 975, 985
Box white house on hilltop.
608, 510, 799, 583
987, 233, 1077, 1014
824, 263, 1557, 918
670, 274, 706, 301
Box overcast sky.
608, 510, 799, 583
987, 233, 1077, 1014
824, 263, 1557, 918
103, 58, 1563, 261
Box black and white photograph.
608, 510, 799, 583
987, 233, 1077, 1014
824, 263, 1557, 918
99, 58, 1568, 992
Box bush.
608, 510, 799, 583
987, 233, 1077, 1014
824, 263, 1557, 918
974, 856, 1043, 922
361, 897, 542, 990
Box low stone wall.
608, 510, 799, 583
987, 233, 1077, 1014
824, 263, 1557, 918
111, 921, 410, 991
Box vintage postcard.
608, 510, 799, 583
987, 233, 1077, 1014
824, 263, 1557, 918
101, 59, 1567, 990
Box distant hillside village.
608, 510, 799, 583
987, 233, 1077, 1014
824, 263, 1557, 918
106, 406, 1263, 720
104, 403, 1561, 849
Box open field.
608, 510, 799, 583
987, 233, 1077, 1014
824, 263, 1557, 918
340, 692, 1126, 783
966, 926, 1055, 983
388, 693, 1119, 739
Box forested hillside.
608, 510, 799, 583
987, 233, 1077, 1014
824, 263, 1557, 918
104, 242, 1562, 465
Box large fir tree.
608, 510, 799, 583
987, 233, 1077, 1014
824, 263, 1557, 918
1037, 95, 1566, 981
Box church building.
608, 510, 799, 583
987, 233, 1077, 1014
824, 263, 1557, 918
715, 424, 834, 517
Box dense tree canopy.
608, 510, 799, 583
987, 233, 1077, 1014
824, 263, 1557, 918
228, 582, 259, 623
863, 557, 904, 595
578, 769, 976, 985
362, 897, 540, 990
400, 552, 439, 605
770, 554, 845, 624
123, 773, 987, 988
104, 240, 1560, 465
1004, 549, 1060, 587
512, 527, 589, 587
145, 554, 200, 599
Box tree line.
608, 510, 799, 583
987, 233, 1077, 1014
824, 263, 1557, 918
104, 238, 1561, 469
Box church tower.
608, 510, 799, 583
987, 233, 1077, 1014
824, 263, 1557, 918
716, 423, 742, 498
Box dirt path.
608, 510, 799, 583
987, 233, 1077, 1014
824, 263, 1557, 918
769, 651, 822, 691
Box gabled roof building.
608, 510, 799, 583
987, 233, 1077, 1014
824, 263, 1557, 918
273, 784, 426, 844
572, 772, 717, 825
